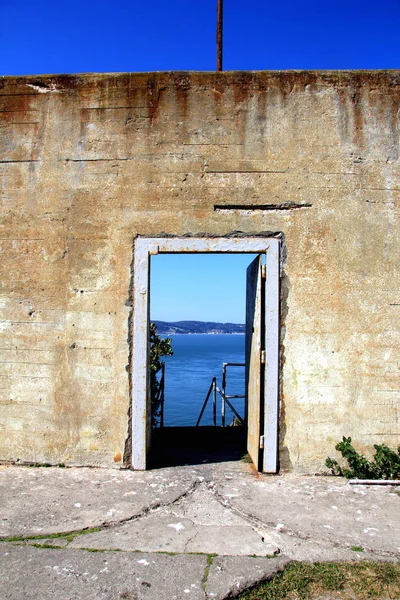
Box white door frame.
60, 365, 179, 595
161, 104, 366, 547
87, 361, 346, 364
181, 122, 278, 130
131, 236, 280, 472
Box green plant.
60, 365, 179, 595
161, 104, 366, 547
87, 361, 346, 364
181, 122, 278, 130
241, 453, 252, 463
150, 323, 173, 426
326, 437, 400, 480
201, 554, 216, 592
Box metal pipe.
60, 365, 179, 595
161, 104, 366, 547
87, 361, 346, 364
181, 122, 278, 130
215, 384, 244, 425
196, 377, 216, 426
216, 0, 223, 71
222, 362, 226, 427
348, 479, 400, 486
213, 379, 217, 426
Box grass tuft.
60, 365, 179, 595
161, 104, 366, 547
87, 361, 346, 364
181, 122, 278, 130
202, 554, 216, 591
80, 547, 120, 553
0, 526, 102, 544
241, 453, 253, 463
237, 561, 400, 600
29, 543, 64, 550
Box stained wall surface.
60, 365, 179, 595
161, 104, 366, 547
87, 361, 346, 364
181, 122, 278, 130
0, 71, 399, 471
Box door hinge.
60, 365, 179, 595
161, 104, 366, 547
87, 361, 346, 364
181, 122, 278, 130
260, 350, 266, 364
259, 435, 265, 449
261, 264, 266, 278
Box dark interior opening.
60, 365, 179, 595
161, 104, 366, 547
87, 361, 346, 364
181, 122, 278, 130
150, 426, 247, 468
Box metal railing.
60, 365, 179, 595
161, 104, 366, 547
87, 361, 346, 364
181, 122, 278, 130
196, 362, 245, 427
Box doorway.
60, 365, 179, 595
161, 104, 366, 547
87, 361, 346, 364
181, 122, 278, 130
131, 237, 280, 473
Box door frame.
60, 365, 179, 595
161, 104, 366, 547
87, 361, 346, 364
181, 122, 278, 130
131, 236, 281, 472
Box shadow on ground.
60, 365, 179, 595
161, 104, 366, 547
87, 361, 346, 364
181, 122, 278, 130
150, 426, 247, 468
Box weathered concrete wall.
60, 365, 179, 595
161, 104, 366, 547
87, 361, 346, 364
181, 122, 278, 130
0, 71, 399, 471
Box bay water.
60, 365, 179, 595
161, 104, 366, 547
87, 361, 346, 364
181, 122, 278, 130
161, 334, 245, 427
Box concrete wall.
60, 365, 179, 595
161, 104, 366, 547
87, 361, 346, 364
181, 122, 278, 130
0, 71, 399, 471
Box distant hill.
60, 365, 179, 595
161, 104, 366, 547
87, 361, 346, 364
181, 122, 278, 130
153, 320, 245, 335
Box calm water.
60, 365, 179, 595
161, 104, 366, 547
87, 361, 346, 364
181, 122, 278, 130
161, 334, 245, 427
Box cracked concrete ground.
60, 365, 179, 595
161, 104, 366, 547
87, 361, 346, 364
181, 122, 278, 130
1, 461, 399, 599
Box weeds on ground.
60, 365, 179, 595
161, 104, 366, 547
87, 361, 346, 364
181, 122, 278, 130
241, 453, 253, 463
325, 437, 400, 479
201, 554, 216, 591
0, 526, 102, 544
237, 561, 400, 600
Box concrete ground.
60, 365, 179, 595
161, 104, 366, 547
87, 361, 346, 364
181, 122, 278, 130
0, 460, 399, 599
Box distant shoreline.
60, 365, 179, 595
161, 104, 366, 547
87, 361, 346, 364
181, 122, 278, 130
153, 320, 245, 336
164, 332, 245, 335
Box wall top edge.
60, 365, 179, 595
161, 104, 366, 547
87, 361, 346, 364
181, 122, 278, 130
1, 69, 400, 93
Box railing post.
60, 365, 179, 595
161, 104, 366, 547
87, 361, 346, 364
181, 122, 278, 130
213, 378, 217, 426
197, 364, 245, 427
196, 377, 215, 427
222, 363, 227, 427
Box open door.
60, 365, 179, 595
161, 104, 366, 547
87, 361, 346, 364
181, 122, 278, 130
245, 255, 264, 470
132, 236, 279, 472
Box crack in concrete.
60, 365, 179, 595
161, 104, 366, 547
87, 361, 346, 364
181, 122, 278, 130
217, 557, 293, 600
201, 554, 215, 599
0, 478, 205, 544
3, 472, 398, 564
23, 542, 217, 559
103, 477, 205, 529
207, 482, 399, 560
184, 530, 200, 554
207, 482, 305, 538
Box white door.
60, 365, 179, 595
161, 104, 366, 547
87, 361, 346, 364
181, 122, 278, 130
245, 248, 280, 473
245, 255, 264, 470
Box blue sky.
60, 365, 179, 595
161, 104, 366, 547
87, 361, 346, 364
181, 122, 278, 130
150, 254, 258, 323
1, 0, 399, 74
1, 1, 398, 322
